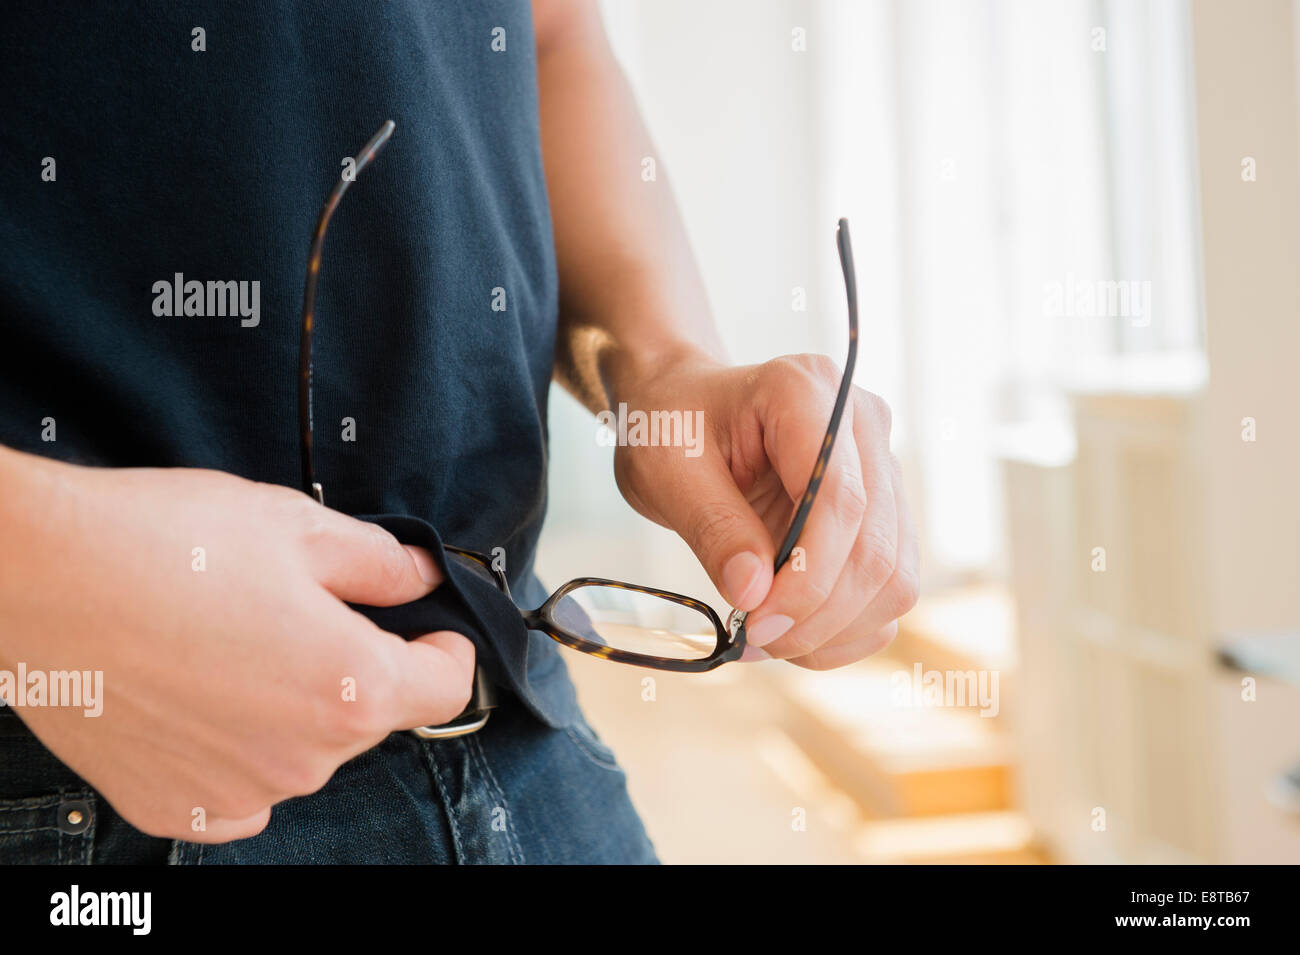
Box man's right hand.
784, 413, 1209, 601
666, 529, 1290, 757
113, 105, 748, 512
0, 448, 474, 842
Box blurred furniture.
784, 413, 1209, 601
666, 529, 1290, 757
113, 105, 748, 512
1004, 393, 1219, 863
1004, 394, 1300, 864
1215, 634, 1300, 863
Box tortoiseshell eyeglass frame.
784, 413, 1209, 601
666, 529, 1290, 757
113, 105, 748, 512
297, 120, 859, 674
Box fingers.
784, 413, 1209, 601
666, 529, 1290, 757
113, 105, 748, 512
190, 626, 473, 839
187, 808, 273, 844
643, 451, 776, 610
299, 504, 442, 606
788, 454, 920, 669
789, 621, 900, 671
746, 403, 866, 647
96, 755, 279, 843
118, 624, 476, 842
385, 630, 476, 731
757, 391, 900, 658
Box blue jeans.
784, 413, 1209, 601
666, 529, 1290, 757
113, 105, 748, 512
0, 692, 658, 865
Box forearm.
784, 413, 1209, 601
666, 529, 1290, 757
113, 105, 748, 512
0, 443, 57, 516
0, 446, 72, 637
534, 0, 726, 415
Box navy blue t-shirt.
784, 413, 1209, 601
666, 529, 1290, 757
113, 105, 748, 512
0, 3, 578, 725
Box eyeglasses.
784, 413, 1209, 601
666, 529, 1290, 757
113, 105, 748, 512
297, 121, 857, 717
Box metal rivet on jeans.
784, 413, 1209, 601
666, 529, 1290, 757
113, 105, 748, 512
58, 799, 92, 835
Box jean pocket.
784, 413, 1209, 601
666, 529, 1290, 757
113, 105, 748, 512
563, 715, 623, 772
0, 790, 96, 864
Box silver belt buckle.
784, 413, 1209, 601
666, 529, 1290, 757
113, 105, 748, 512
411, 710, 491, 739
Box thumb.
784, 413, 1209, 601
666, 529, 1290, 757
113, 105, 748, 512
656, 455, 774, 611
388, 630, 476, 730
303, 507, 442, 606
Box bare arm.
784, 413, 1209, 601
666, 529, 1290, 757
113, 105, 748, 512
531, 0, 919, 667
533, 0, 726, 414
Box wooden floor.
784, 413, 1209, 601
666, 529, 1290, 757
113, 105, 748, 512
565, 634, 1051, 865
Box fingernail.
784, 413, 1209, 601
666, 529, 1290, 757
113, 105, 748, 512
722, 551, 764, 609
406, 546, 440, 586
746, 614, 794, 648
740, 645, 770, 663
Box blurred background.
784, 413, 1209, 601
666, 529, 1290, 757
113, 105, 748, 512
533, 0, 1300, 863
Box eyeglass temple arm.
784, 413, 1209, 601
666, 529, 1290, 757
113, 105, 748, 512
729, 219, 858, 642
298, 119, 396, 506
773, 217, 860, 572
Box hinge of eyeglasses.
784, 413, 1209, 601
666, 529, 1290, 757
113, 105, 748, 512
311, 482, 325, 506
